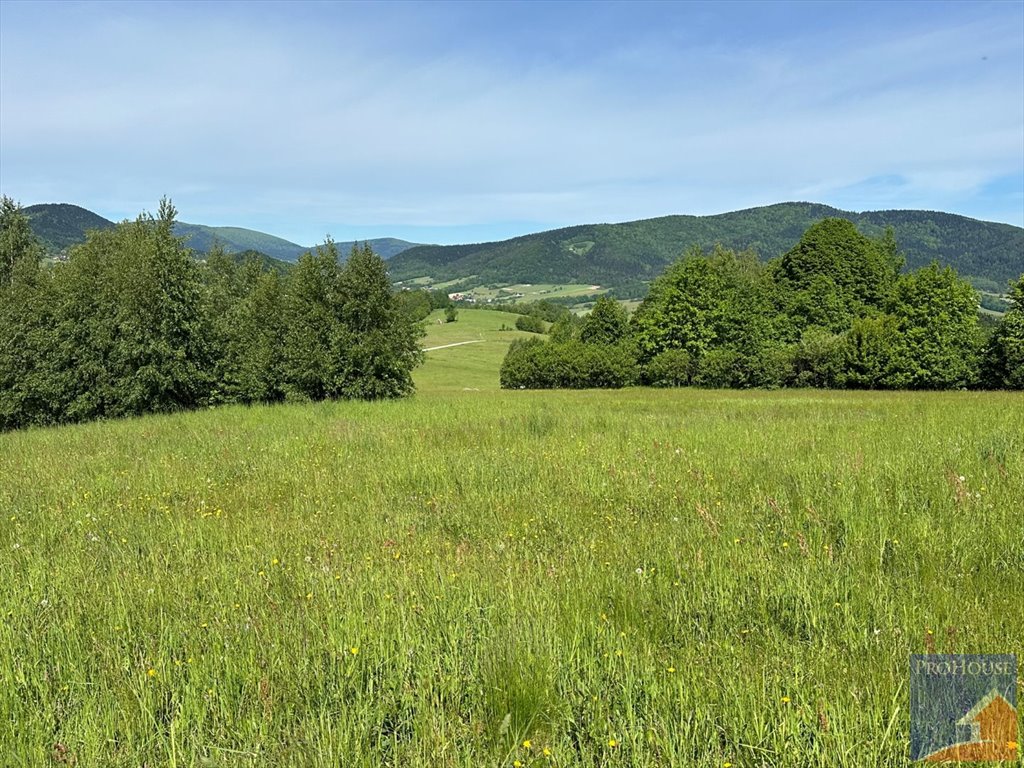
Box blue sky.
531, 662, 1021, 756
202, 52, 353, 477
1, 0, 1022, 246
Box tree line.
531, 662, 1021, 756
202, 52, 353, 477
0, 197, 423, 431
501, 219, 1023, 391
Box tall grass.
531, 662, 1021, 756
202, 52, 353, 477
2, 388, 1021, 766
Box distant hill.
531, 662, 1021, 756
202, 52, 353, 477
172, 223, 309, 261
22, 201, 1022, 288
210, 249, 295, 276
387, 202, 1024, 291
175, 226, 418, 262
22, 203, 419, 262
23, 203, 116, 252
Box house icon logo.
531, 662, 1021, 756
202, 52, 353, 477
910, 654, 1018, 762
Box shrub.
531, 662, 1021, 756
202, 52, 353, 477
500, 339, 637, 389
692, 349, 743, 388
515, 314, 546, 334
644, 349, 692, 387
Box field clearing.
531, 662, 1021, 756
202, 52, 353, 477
495, 284, 606, 300
2, 374, 1023, 765
416, 309, 532, 392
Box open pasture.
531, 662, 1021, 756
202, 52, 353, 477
2, 381, 1022, 766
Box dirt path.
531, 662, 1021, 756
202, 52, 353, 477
423, 339, 487, 352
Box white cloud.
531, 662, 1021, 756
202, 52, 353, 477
1, 1, 1021, 239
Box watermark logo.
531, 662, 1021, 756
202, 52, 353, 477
910, 654, 1017, 762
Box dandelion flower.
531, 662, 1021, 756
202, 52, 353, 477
608, 738, 618, 747
350, 646, 359, 655
522, 740, 532, 749
781, 696, 791, 703
146, 668, 157, 678
543, 747, 552, 757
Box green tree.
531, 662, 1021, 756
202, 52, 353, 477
499, 338, 636, 389
774, 218, 899, 336
981, 276, 1024, 389
643, 349, 692, 387
281, 242, 342, 401
395, 289, 433, 322
1, 196, 43, 289
885, 263, 981, 389
0, 200, 57, 429
230, 270, 287, 402
445, 306, 458, 323
631, 247, 727, 363
579, 296, 629, 345
515, 314, 545, 333
46, 198, 211, 421
334, 243, 423, 399
790, 328, 844, 388
840, 315, 901, 388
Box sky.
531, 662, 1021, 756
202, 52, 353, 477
1, 0, 1022, 246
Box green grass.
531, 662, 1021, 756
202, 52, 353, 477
2, 360, 1023, 766
416, 309, 534, 392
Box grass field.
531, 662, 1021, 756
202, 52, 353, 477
417, 309, 532, 392
2, 329, 1023, 766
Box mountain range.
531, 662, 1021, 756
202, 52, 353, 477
21, 201, 1023, 292
387, 202, 1024, 292
22, 204, 418, 263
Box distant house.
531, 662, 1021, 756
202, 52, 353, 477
924, 689, 1017, 762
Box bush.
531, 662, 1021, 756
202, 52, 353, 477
515, 314, 546, 334
500, 338, 553, 389
500, 339, 637, 389
692, 349, 743, 388
643, 349, 692, 387
790, 328, 845, 388
445, 307, 458, 323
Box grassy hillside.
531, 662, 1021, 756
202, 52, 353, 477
3, 323, 1022, 766
415, 308, 536, 392
388, 202, 1024, 290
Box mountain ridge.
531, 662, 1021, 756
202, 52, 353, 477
387, 202, 1023, 291
22, 203, 419, 262
19, 201, 1023, 290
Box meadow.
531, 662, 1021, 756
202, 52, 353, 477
2, 311, 1022, 766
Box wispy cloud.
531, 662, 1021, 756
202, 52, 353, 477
1, 0, 1021, 244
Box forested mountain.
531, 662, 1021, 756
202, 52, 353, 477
23, 203, 116, 252
388, 202, 1024, 290
172, 222, 310, 261
20, 201, 1022, 289
22, 203, 419, 262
